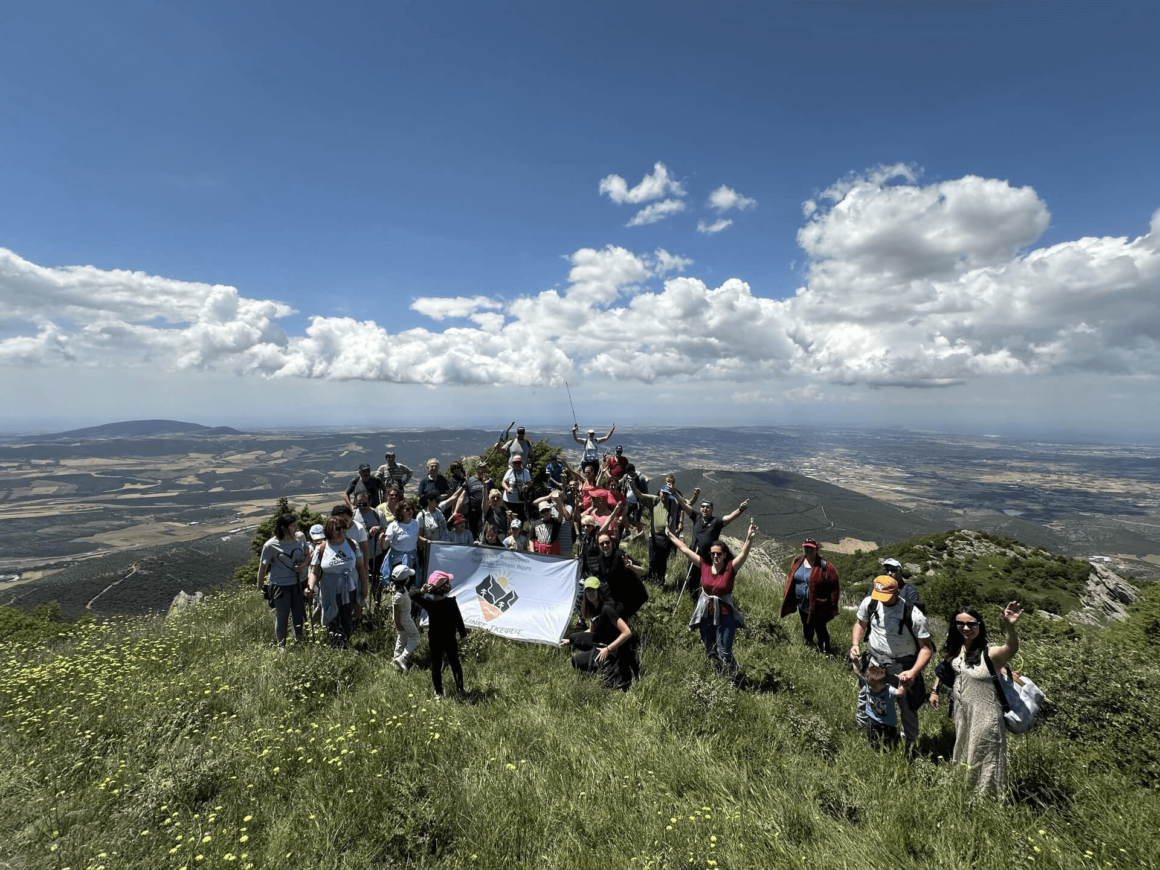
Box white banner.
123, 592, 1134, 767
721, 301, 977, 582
422, 542, 581, 645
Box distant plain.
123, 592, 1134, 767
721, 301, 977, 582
1, 424, 1157, 618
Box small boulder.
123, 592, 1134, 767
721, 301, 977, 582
169, 590, 205, 612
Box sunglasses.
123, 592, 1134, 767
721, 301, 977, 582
598, 541, 613, 547
954, 621, 980, 629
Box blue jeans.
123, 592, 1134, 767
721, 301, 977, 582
698, 611, 738, 671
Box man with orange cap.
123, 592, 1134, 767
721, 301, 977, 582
850, 575, 934, 749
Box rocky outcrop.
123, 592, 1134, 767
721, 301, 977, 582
1066, 563, 1137, 625
168, 590, 205, 612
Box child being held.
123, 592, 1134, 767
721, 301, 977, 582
389, 564, 420, 672
853, 661, 908, 750
410, 570, 468, 699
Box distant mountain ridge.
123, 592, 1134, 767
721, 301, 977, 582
43, 419, 243, 440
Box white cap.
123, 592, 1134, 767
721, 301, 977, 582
391, 564, 415, 580
309, 524, 325, 541
882, 557, 902, 570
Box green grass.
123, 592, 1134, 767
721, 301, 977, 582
2, 532, 1158, 870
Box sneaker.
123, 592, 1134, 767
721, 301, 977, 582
392, 657, 409, 673
433, 692, 444, 701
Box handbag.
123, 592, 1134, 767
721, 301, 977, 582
983, 650, 1036, 734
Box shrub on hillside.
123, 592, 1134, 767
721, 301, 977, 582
1039, 634, 1160, 786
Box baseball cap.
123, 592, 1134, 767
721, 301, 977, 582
871, 576, 900, 602
450, 513, 466, 525
358, 463, 371, 472
427, 570, 454, 590
882, 557, 902, 571
802, 538, 819, 549
309, 524, 325, 541
391, 564, 415, 580
510, 519, 523, 529
583, 576, 601, 590
615, 445, 623, 453
512, 455, 523, 463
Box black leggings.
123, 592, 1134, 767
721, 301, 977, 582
429, 635, 464, 696
327, 598, 355, 648
568, 631, 634, 691
799, 609, 831, 653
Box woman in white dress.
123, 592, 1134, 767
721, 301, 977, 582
944, 601, 1024, 797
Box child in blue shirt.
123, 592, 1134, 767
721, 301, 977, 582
854, 661, 908, 750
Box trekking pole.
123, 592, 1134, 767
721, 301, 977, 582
565, 382, 578, 427
671, 565, 691, 619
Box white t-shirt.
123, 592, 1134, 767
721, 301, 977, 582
310, 539, 359, 594
503, 534, 530, 551
582, 436, 600, 464
502, 468, 532, 504
383, 519, 419, 553
856, 596, 931, 660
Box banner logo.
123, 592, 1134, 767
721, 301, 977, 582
475, 574, 519, 622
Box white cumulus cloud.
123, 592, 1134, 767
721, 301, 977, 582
708, 185, 757, 213
598, 161, 685, 205
4, 169, 1158, 396
626, 198, 686, 227
411, 296, 502, 321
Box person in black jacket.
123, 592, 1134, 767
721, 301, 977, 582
410, 570, 468, 699
562, 578, 636, 690
592, 532, 648, 621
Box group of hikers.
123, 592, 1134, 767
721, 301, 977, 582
255, 423, 1044, 797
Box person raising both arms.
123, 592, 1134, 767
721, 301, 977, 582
680, 496, 750, 599
667, 519, 758, 676
573, 423, 614, 473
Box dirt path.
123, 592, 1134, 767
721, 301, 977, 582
86, 562, 140, 611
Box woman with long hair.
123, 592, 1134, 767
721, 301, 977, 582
942, 601, 1024, 796
667, 520, 758, 674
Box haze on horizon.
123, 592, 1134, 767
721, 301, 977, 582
2, 3, 1158, 438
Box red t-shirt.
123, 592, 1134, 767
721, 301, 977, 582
700, 561, 736, 597
606, 455, 629, 479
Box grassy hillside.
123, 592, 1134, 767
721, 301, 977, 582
1, 530, 1158, 870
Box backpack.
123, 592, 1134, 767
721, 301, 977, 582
983, 652, 1043, 734
866, 597, 918, 644
634, 473, 648, 495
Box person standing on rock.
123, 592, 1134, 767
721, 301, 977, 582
780, 538, 841, 654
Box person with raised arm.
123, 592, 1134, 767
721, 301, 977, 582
667, 519, 758, 675
678, 496, 750, 600
944, 602, 1024, 796
572, 423, 615, 473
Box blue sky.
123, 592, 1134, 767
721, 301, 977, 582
2, 1, 1159, 437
